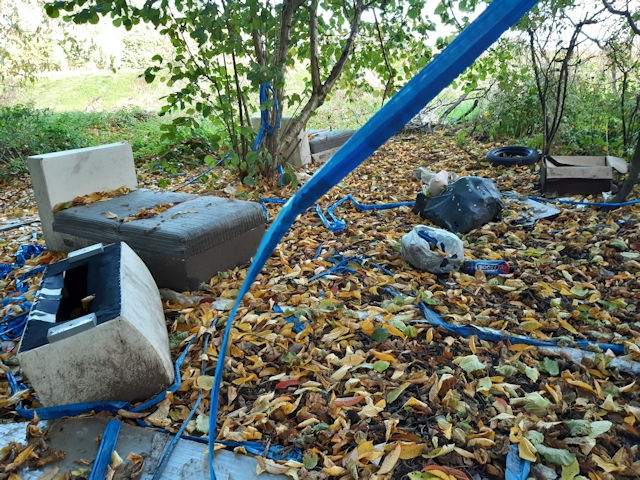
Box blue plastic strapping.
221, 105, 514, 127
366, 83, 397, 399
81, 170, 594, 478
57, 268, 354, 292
89, 418, 122, 480
315, 203, 345, 232
215, 440, 303, 463
308, 255, 364, 282
252, 82, 280, 153
417, 302, 625, 355
325, 195, 415, 232
503, 192, 640, 209
207, 2, 539, 478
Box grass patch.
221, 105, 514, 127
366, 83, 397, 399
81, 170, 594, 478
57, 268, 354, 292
15, 70, 171, 112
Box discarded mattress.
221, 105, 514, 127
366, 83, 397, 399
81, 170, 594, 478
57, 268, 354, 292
52, 189, 267, 290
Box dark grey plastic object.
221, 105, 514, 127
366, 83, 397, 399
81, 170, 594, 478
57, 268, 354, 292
308, 130, 355, 154
53, 189, 267, 290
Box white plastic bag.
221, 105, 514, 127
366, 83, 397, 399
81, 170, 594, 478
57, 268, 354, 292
400, 225, 464, 273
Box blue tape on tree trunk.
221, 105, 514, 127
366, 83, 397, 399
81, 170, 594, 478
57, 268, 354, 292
208, 1, 539, 478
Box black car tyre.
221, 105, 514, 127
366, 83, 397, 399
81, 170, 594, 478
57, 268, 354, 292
486, 146, 539, 166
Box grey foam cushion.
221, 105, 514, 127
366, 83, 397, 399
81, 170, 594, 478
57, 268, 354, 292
53, 189, 267, 258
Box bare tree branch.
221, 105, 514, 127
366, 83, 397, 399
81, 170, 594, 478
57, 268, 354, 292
602, 0, 640, 34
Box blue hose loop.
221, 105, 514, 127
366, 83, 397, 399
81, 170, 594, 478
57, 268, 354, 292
325, 195, 415, 232
416, 302, 625, 355
89, 418, 122, 480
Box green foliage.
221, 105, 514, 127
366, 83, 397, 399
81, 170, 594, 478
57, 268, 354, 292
0, 105, 89, 175
0, 0, 60, 102
0, 105, 221, 179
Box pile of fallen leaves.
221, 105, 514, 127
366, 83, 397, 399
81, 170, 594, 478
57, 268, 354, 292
1, 130, 639, 479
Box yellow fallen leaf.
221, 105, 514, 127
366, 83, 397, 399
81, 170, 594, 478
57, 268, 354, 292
387, 382, 411, 404
377, 443, 401, 475
420, 470, 456, 480
403, 397, 432, 413
360, 320, 375, 336
322, 465, 348, 476
469, 335, 477, 354
357, 440, 384, 462
426, 327, 434, 343
4, 444, 36, 471
423, 443, 455, 458
591, 453, 622, 473
466, 437, 495, 448
520, 320, 542, 332
399, 441, 426, 459
558, 319, 579, 335
565, 378, 596, 394
195, 375, 214, 390
518, 438, 537, 462
371, 350, 397, 363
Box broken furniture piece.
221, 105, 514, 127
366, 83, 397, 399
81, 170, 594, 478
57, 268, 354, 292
308, 129, 355, 164
17, 242, 173, 406
28, 143, 267, 290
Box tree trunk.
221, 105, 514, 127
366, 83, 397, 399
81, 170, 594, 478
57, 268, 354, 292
270, 1, 365, 166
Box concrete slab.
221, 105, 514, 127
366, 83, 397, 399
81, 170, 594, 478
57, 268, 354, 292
0, 418, 288, 479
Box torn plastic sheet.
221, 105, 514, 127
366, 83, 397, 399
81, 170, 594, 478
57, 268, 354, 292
273, 304, 310, 334
536, 346, 640, 376
1, 244, 46, 340
506, 444, 531, 480
507, 197, 561, 227
0, 244, 46, 292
